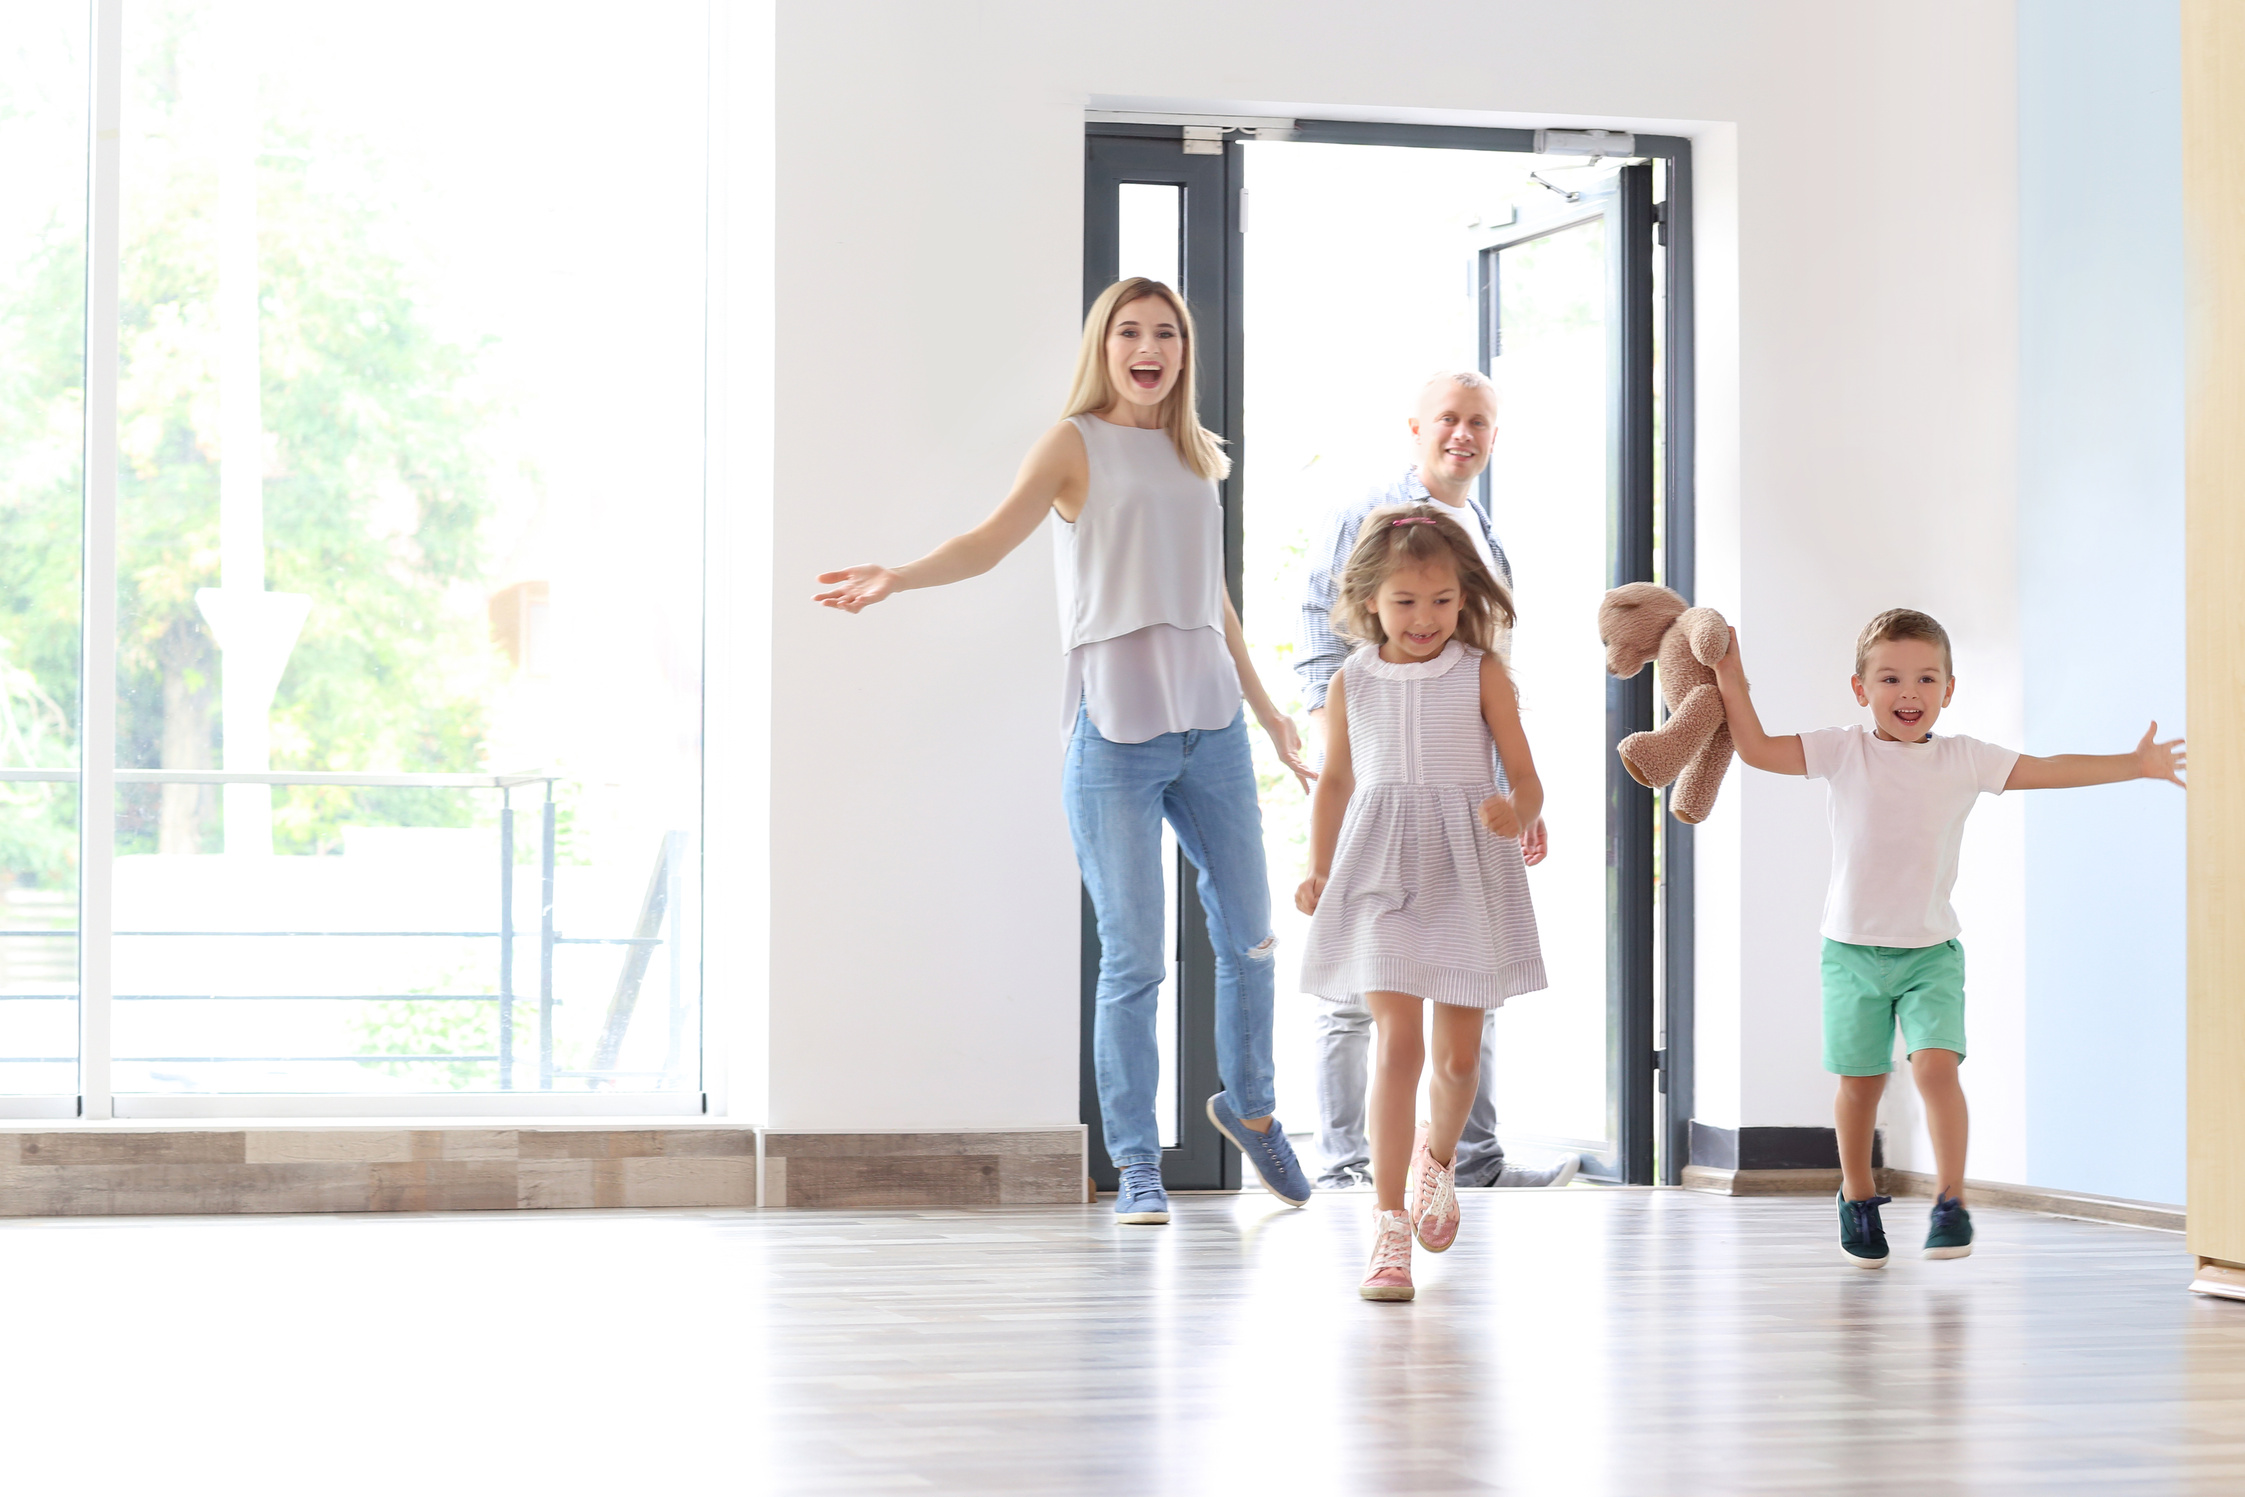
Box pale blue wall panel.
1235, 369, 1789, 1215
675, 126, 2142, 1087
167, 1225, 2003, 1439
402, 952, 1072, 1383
2018, 0, 2186, 1205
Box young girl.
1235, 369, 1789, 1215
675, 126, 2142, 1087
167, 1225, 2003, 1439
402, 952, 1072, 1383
1296, 506, 1548, 1301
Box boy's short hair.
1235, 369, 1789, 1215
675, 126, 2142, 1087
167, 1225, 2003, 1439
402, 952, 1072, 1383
1855, 608, 1953, 679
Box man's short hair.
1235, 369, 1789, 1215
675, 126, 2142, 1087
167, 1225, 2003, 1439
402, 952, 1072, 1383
1855, 608, 1953, 679
1420, 369, 1497, 404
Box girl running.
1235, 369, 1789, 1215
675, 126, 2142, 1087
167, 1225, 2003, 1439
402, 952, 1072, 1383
1296, 506, 1548, 1301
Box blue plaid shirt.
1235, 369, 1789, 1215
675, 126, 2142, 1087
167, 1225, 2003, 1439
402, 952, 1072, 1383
1296, 467, 1515, 712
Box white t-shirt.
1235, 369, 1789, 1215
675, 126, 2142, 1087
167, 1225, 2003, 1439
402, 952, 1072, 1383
1426, 498, 1512, 663
1800, 724, 2019, 948
1429, 496, 1499, 581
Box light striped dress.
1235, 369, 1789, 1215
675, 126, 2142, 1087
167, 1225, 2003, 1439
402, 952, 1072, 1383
1298, 640, 1547, 1008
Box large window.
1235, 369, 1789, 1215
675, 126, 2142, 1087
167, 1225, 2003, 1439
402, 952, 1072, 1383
0, 1, 709, 1116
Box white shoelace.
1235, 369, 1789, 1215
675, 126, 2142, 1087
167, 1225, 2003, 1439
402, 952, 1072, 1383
1368, 1213, 1413, 1275
1415, 1158, 1457, 1229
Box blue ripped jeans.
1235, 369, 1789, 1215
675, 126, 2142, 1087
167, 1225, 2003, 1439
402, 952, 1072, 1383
1064, 704, 1277, 1170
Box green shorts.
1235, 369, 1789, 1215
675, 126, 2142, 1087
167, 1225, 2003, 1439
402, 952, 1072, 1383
1820, 938, 1968, 1076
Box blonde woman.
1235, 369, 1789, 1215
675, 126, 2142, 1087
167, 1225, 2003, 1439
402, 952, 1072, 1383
814, 278, 1316, 1225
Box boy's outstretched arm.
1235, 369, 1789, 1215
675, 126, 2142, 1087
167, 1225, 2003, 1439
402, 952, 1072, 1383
1711, 627, 1807, 776
2005, 722, 2186, 791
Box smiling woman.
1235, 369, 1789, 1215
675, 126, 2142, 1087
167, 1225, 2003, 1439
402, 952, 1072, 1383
812, 277, 1317, 1224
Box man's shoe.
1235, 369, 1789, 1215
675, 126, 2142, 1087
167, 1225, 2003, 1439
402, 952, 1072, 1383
1114, 1162, 1169, 1225
1317, 1167, 1372, 1191
1205, 1093, 1313, 1207
1838, 1190, 1892, 1269
1924, 1193, 1974, 1259
1493, 1156, 1581, 1188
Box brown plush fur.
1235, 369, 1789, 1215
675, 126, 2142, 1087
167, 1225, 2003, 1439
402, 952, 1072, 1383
1598, 582, 1736, 825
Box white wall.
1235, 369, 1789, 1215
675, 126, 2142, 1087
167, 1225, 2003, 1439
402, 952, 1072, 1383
736, 1, 2026, 1142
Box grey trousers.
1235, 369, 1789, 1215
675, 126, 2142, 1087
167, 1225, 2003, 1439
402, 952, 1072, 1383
1313, 995, 1506, 1187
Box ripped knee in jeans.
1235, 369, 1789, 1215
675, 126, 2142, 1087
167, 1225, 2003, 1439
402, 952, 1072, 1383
1245, 934, 1276, 961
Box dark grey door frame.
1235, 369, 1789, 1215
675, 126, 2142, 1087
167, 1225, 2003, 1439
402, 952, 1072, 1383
1080, 118, 1694, 1191
1080, 126, 1241, 1193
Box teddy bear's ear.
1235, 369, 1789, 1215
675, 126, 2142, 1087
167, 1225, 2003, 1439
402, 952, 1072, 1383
1599, 583, 1686, 677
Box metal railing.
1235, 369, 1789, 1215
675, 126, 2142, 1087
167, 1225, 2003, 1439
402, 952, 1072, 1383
0, 768, 689, 1091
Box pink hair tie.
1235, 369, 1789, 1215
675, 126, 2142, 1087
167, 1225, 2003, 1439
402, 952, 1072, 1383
1391, 516, 1437, 526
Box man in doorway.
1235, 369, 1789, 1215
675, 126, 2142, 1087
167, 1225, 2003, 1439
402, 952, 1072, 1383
1296, 369, 1579, 1191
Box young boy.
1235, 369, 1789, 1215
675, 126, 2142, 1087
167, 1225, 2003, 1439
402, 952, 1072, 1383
1714, 608, 2185, 1267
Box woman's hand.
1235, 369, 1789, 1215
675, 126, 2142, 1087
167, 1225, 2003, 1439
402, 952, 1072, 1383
1295, 874, 1325, 915
1478, 792, 1521, 839
1260, 711, 1317, 793
812, 565, 904, 613
1518, 817, 1547, 866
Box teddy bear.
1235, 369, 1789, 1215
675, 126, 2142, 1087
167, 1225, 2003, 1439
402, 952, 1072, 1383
1597, 582, 1737, 825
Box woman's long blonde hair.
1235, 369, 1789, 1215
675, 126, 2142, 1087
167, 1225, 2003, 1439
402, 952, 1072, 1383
1063, 278, 1230, 481
1331, 504, 1516, 652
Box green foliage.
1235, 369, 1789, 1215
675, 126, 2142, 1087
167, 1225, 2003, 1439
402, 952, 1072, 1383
347, 992, 502, 1091
0, 641, 76, 884
0, 4, 507, 876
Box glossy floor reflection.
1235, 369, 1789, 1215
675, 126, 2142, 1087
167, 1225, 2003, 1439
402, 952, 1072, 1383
3, 1188, 2238, 1494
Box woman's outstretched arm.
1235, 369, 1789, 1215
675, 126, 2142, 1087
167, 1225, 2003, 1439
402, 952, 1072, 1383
813, 421, 1086, 611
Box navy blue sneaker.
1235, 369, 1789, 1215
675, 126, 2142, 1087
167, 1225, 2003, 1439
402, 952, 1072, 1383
1838, 1190, 1893, 1270
1924, 1193, 1974, 1259
1205, 1092, 1312, 1207
1114, 1162, 1168, 1225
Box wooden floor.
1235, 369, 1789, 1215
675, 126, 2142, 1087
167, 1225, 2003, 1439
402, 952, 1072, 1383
3, 1187, 2239, 1493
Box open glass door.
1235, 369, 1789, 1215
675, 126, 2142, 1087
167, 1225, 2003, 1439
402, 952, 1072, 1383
1081, 119, 1684, 1193
1474, 170, 1657, 1182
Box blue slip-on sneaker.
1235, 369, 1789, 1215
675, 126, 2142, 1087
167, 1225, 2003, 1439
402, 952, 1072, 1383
1114, 1162, 1169, 1225
1838, 1190, 1893, 1269
1924, 1193, 1974, 1259
1205, 1092, 1313, 1207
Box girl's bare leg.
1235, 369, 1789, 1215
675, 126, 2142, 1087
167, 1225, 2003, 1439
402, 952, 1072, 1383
1366, 991, 1424, 1214
1424, 1002, 1485, 1168
1835, 1074, 1885, 1201
1909, 1048, 1969, 1203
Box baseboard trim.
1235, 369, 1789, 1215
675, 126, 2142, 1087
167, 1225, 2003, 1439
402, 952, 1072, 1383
1681, 1165, 1842, 1196
1683, 1162, 2185, 1232
1881, 1170, 2184, 1232
0, 1122, 1098, 1217
758, 1128, 1088, 1209
0, 1121, 757, 1217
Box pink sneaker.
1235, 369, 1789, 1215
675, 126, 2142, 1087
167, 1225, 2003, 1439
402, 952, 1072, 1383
1359, 1209, 1415, 1301
1409, 1122, 1461, 1253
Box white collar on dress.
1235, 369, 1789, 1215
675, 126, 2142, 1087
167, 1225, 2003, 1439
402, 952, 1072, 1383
1352, 638, 1475, 680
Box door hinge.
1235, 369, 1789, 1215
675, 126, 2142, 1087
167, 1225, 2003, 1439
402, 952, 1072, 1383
1183, 126, 1224, 155
1652, 199, 1668, 247
1238, 187, 1250, 233
1653, 1048, 1668, 1092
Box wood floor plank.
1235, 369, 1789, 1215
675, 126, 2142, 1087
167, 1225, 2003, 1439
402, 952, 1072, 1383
0, 1187, 2236, 1493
